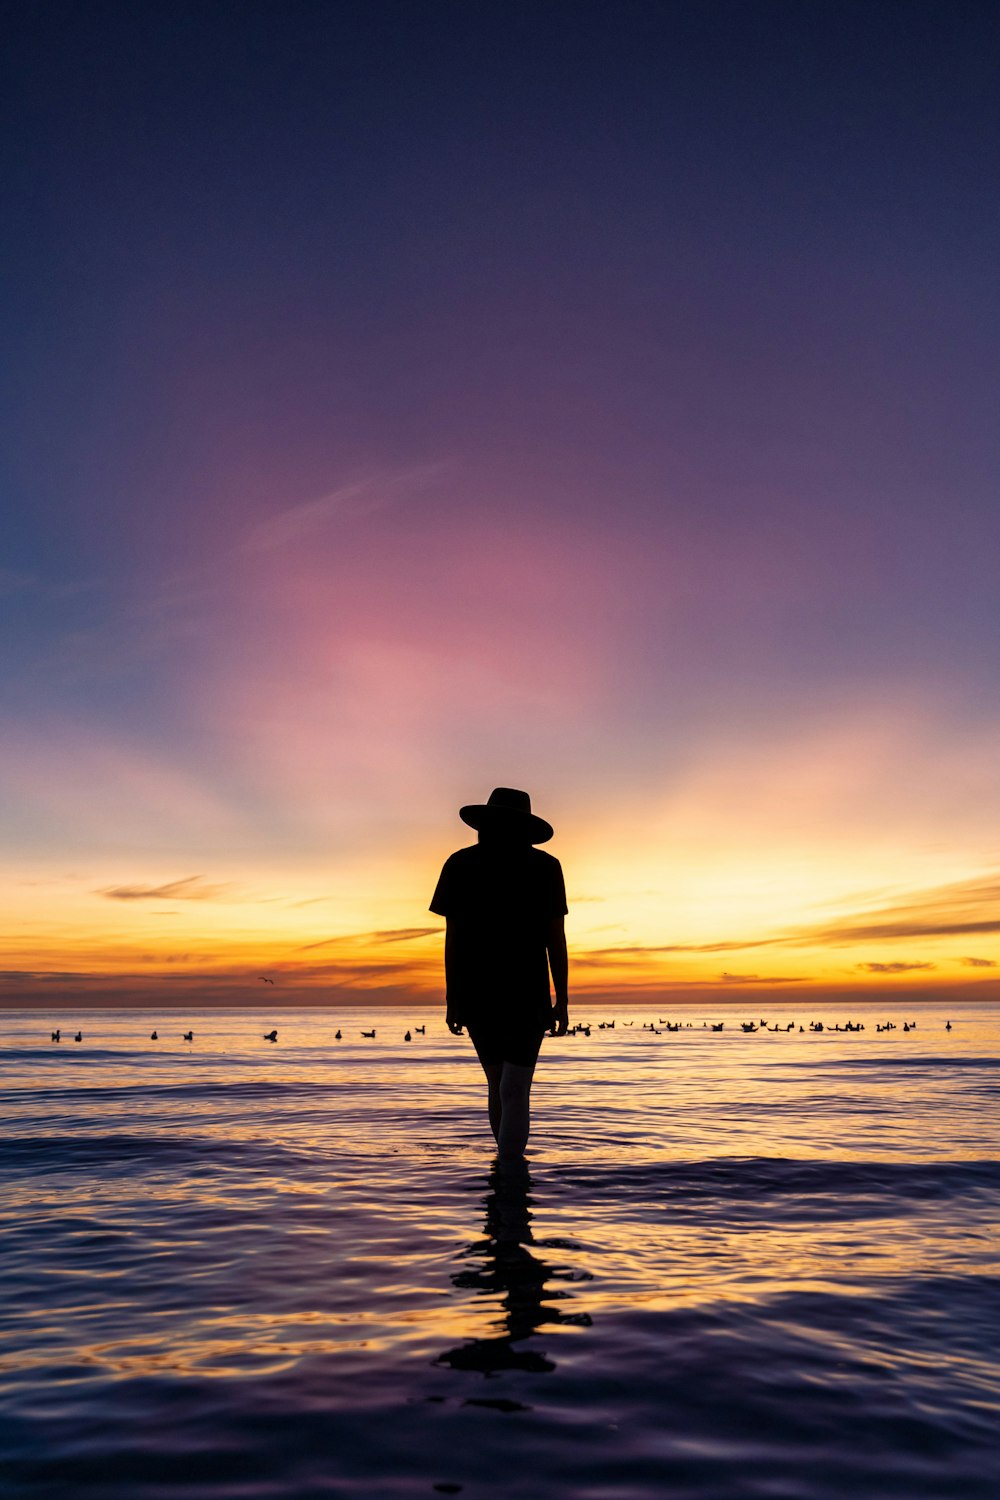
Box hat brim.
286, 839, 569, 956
460, 804, 554, 844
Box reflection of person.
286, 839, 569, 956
430, 787, 569, 1161
437, 1163, 589, 1376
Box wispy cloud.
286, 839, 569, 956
584, 939, 779, 957
798, 873, 1000, 946
100, 876, 233, 902
243, 463, 448, 553
295, 927, 441, 953
719, 972, 805, 983
962, 956, 997, 967
858, 961, 935, 973
0, 969, 100, 982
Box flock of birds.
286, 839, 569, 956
45, 1017, 951, 1045
561, 1017, 941, 1036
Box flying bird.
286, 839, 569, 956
264, 1029, 278, 1042
259, 977, 274, 984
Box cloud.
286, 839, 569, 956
0, 970, 98, 982
819, 918, 1000, 942
718, 972, 806, 983
100, 876, 233, 902
786, 872, 1000, 947
961, 956, 996, 967
294, 927, 441, 953
857, 961, 936, 973
243, 463, 448, 553
584, 939, 779, 957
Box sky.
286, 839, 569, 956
3, 0, 999, 1007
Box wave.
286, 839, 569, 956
779, 1055, 1000, 1069
0, 1133, 315, 1177
547, 1155, 1000, 1215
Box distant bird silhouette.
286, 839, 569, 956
51, 1029, 60, 1042
361, 1029, 376, 1039
334, 1029, 342, 1039
183, 1031, 193, 1041
264, 1029, 278, 1042
404, 1030, 412, 1041
414, 1025, 426, 1034
711, 1022, 724, 1031
74, 1031, 82, 1042
259, 977, 274, 984
151, 1031, 158, 1040
946, 1020, 952, 1031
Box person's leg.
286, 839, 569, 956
482, 1060, 504, 1144
497, 1060, 537, 1160
467, 1025, 504, 1143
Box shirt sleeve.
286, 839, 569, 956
551, 858, 568, 917
429, 856, 454, 916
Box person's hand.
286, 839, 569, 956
446, 1007, 464, 1035
550, 1000, 569, 1037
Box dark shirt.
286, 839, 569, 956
430, 843, 568, 1026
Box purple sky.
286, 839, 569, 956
3, 2, 999, 1003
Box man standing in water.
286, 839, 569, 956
431, 788, 569, 1161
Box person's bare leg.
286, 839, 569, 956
497, 1061, 536, 1161
481, 1061, 504, 1144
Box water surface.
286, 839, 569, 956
2, 1001, 998, 1498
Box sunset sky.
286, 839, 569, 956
3, 1, 999, 1007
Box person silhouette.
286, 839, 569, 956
430, 787, 569, 1161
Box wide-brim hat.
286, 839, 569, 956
459, 786, 554, 844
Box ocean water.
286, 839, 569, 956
2, 1000, 998, 1500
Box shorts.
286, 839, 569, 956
466, 1014, 548, 1069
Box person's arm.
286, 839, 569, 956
546, 915, 569, 1035
444, 919, 463, 1033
